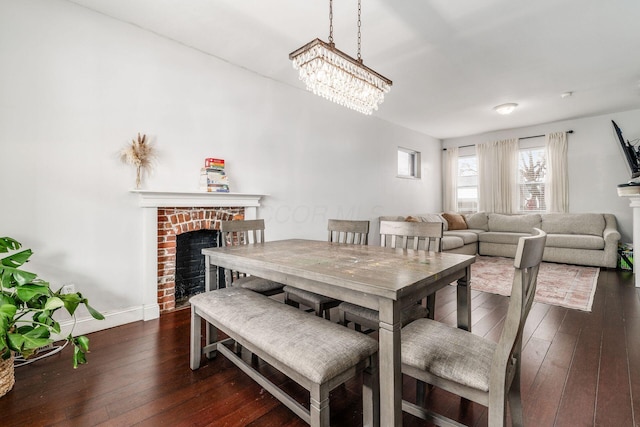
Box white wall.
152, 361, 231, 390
443, 109, 640, 243
0, 0, 442, 333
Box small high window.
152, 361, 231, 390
397, 147, 420, 179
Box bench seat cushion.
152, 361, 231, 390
190, 288, 377, 384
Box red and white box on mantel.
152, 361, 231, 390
205, 158, 225, 169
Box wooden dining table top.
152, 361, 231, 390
202, 238, 476, 301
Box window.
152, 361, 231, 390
397, 148, 420, 178
518, 147, 546, 212
457, 156, 478, 213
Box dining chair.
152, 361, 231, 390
283, 219, 370, 319
338, 220, 443, 332
401, 228, 547, 427
219, 219, 284, 296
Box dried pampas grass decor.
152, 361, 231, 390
120, 133, 156, 189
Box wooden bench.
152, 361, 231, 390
190, 287, 379, 427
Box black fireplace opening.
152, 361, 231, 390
175, 229, 220, 307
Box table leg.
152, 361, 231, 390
456, 264, 472, 332
204, 255, 219, 357
377, 299, 402, 427
204, 255, 213, 292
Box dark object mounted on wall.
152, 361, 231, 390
612, 120, 640, 180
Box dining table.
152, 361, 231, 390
202, 239, 476, 427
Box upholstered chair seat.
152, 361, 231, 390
233, 276, 284, 295
402, 318, 495, 391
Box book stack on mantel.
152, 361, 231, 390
199, 158, 230, 193
617, 181, 640, 196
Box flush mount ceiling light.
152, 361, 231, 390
493, 103, 518, 115
289, 0, 392, 115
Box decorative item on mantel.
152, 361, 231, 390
120, 133, 156, 189
199, 158, 230, 192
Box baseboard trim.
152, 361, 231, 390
54, 305, 155, 340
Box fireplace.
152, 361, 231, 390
157, 206, 242, 312
174, 229, 220, 306
132, 190, 265, 320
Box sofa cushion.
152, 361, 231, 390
545, 234, 605, 250
479, 232, 529, 245
442, 236, 465, 251
488, 214, 541, 233
541, 213, 605, 237
464, 212, 489, 231
442, 212, 468, 230
444, 230, 479, 245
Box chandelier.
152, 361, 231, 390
289, 0, 392, 115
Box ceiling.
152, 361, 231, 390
69, 0, 640, 139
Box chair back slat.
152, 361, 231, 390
379, 220, 443, 252
327, 219, 370, 245
219, 219, 267, 283
220, 219, 265, 246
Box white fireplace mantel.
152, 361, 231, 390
131, 189, 266, 208
132, 190, 266, 320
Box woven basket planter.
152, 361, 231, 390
0, 356, 15, 398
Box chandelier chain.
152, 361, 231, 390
329, 0, 334, 44
357, 0, 362, 61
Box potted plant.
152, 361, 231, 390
0, 237, 104, 397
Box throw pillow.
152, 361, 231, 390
442, 212, 468, 230
405, 216, 420, 222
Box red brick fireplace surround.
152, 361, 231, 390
132, 190, 265, 321
157, 206, 243, 312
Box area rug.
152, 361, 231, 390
468, 256, 599, 312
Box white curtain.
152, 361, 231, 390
545, 131, 569, 212
477, 138, 518, 213
442, 146, 458, 212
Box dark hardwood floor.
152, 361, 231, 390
1, 269, 638, 426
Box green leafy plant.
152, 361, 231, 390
0, 237, 104, 368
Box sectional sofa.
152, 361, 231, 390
380, 212, 621, 268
